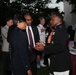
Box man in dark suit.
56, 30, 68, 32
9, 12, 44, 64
35, 13, 71, 75
24, 13, 40, 75
10, 16, 32, 75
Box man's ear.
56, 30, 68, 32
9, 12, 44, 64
59, 18, 61, 22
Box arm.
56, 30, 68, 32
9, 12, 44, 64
1, 27, 8, 39
44, 30, 68, 54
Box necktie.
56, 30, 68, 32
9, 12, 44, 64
28, 26, 34, 48
47, 32, 53, 44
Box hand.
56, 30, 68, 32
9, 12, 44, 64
41, 28, 46, 32
36, 55, 41, 62
27, 70, 32, 75
35, 42, 45, 51
39, 41, 45, 46
47, 32, 53, 44
50, 31, 54, 36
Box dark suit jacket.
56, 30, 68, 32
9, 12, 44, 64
31, 25, 40, 44
31, 26, 40, 54
27, 25, 40, 63
44, 24, 71, 72
10, 27, 31, 75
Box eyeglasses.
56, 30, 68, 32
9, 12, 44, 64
26, 19, 33, 21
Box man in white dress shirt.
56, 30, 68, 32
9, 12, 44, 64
37, 17, 46, 68
37, 17, 46, 43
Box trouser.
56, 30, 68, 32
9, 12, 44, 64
31, 60, 37, 75
53, 70, 69, 75
12, 64, 28, 75
44, 54, 50, 66
74, 42, 76, 46
3, 52, 11, 75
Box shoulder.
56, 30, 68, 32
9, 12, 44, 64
31, 25, 38, 30
10, 28, 19, 43
1, 26, 6, 29
37, 25, 39, 28
56, 25, 68, 37
10, 28, 19, 38
56, 25, 68, 35
11, 27, 26, 39
1, 26, 7, 32
56, 25, 66, 31
37, 25, 41, 30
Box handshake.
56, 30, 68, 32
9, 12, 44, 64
34, 41, 45, 51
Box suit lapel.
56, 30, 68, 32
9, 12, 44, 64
31, 26, 36, 43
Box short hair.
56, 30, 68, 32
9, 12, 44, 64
24, 12, 31, 16
38, 16, 45, 22
13, 14, 25, 26
51, 12, 63, 21
23, 13, 32, 21
6, 17, 13, 22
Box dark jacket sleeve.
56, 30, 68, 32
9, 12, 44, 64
12, 33, 31, 71
44, 29, 68, 55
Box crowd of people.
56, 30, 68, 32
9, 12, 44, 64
1, 12, 74, 75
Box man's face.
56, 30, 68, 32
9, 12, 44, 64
40, 18, 45, 25
51, 16, 59, 27
24, 15, 32, 26
18, 21, 27, 30
7, 19, 13, 26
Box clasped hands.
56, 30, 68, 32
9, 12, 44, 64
34, 41, 45, 51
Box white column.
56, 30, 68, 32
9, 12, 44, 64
64, 1, 72, 27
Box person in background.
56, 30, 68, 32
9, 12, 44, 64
37, 17, 46, 68
1, 17, 13, 75
35, 13, 71, 75
24, 13, 40, 75
9, 14, 32, 75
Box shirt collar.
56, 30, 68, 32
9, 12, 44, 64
6, 25, 9, 29
38, 24, 44, 27
55, 23, 62, 29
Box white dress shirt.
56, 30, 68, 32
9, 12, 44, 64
26, 26, 35, 47
37, 24, 46, 43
